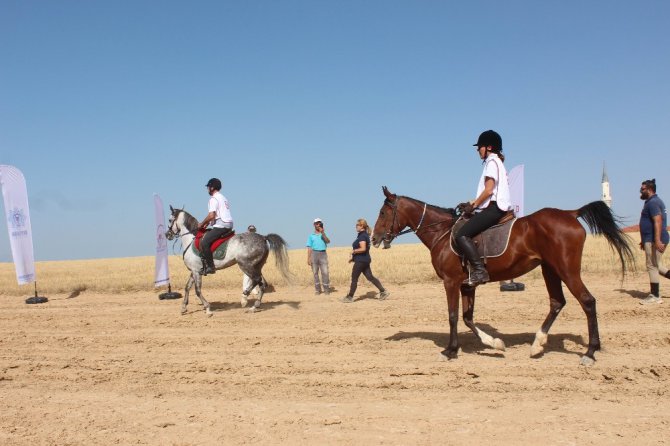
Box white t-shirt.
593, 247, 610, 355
476, 153, 512, 212
208, 192, 233, 228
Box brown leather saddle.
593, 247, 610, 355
450, 211, 516, 260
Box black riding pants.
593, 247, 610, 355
455, 202, 506, 239
201, 227, 232, 266
348, 261, 385, 297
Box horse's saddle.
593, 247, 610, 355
192, 230, 235, 260
450, 212, 516, 260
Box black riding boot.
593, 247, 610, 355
456, 236, 489, 286
200, 252, 216, 276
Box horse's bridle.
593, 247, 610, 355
381, 197, 455, 251
380, 198, 427, 244
165, 211, 198, 259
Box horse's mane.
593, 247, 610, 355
397, 196, 458, 218
179, 210, 200, 233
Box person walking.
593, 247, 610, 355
639, 178, 669, 304
455, 130, 512, 286
307, 218, 331, 295
341, 219, 389, 303
198, 178, 233, 276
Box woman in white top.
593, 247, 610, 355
455, 130, 512, 286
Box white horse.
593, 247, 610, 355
165, 206, 292, 316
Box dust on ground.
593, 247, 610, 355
1, 273, 668, 445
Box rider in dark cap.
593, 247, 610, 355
198, 178, 233, 275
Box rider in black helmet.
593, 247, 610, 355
198, 178, 234, 275
455, 130, 512, 286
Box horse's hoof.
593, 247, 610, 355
440, 349, 458, 360
579, 355, 595, 366
181, 309, 187, 315
240, 298, 248, 308
245, 307, 258, 314
493, 338, 506, 351
530, 345, 544, 358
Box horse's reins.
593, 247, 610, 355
383, 199, 454, 252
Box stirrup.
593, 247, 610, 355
463, 267, 489, 286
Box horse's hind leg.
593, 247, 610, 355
252, 275, 267, 310
461, 285, 506, 352
531, 264, 567, 357
561, 272, 599, 365
244, 273, 265, 313
193, 273, 212, 317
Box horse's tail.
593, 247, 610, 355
265, 233, 293, 285
576, 201, 636, 277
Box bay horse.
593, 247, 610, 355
372, 187, 634, 365
165, 206, 292, 316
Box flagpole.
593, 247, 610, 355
154, 194, 181, 300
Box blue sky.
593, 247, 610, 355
1, 1, 668, 262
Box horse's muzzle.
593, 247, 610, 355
372, 234, 393, 249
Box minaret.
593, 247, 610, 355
601, 163, 612, 208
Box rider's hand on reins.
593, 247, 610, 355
456, 202, 474, 216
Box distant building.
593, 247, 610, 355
601, 163, 612, 208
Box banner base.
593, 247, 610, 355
158, 284, 181, 300
500, 282, 525, 292
159, 291, 182, 300
25, 296, 48, 304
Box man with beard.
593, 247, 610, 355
639, 179, 669, 304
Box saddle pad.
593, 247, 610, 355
193, 230, 235, 260
450, 218, 517, 259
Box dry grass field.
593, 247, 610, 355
0, 233, 644, 297
2, 232, 670, 445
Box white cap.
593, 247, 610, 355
313, 218, 323, 223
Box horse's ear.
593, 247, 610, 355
169, 205, 174, 213
382, 186, 394, 199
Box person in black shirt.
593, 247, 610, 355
341, 218, 389, 303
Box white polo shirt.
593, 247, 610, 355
208, 192, 233, 228
476, 153, 512, 212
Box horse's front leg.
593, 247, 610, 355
461, 285, 506, 352
441, 279, 461, 359
182, 274, 194, 315
193, 273, 212, 317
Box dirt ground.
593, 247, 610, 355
1, 273, 669, 445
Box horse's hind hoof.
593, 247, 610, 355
440, 349, 458, 360
579, 355, 595, 366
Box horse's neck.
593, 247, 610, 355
179, 229, 195, 251
404, 199, 453, 249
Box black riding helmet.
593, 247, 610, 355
473, 130, 503, 151
206, 178, 222, 190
